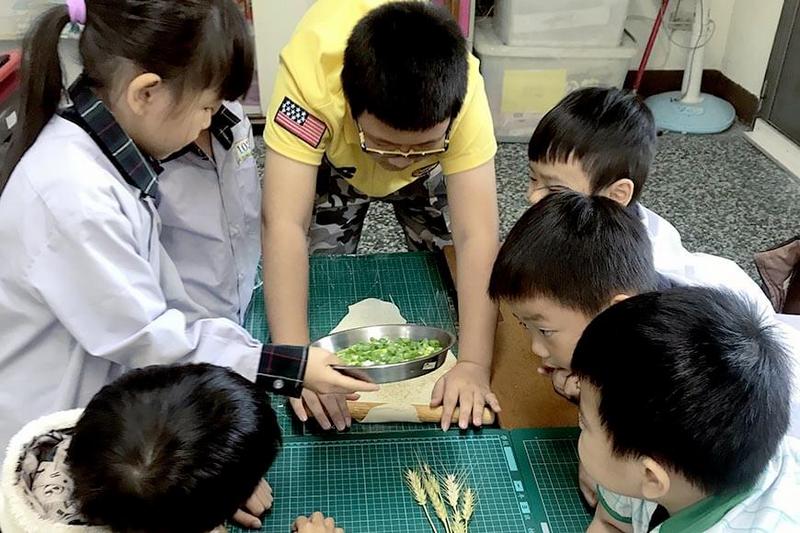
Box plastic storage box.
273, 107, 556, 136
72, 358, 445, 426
494, 0, 631, 47
474, 19, 636, 142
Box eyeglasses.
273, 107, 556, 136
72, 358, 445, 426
357, 121, 451, 159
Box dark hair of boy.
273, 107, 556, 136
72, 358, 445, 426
341, 1, 468, 131
527, 87, 656, 202
572, 287, 791, 494
489, 190, 657, 315
67, 363, 281, 533
1, 0, 254, 190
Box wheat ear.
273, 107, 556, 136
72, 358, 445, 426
461, 487, 476, 533
405, 469, 438, 533
422, 465, 450, 533
443, 473, 463, 515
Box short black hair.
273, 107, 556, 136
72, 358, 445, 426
342, 1, 468, 131
489, 191, 657, 315
573, 287, 791, 494
528, 87, 656, 202
67, 364, 281, 533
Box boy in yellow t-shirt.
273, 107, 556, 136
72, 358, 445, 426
263, 0, 501, 432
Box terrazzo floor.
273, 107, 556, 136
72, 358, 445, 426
256, 127, 800, 281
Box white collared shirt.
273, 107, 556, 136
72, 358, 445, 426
597, 437, 800, 532
158, 102, 261, 324
639, 203, 800, 438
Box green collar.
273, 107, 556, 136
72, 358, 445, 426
658, 485, 755, 532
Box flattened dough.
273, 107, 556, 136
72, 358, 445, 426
332, 298, 406, 332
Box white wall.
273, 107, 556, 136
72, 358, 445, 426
721, 0, 784, 95
625, 0, 733, 71
252, 0, 315, 115
628, 0, 785, 97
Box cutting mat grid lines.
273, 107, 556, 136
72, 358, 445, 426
307, 254, 458, 339
228, 434, 535, 533
266, 395, 301, 436
312, 419, 437, 435
245, 253, 458, 343
523, 439, 592, 533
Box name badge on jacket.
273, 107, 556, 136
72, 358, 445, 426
234, 138, 254, 166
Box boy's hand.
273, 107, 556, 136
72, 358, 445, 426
578, 462, 598, 508
231, 479, 273, 529
293, 512, 344, 532
303, 347, 379, 395
430, 361, 501, 431
289, 390, 356, 431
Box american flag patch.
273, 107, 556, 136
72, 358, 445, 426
274, 97, 327, 148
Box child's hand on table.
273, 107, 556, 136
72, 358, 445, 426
293, 512, 344, 532
431, 360, 501, 431
231, 479, 273, 529
290, 390, 357, 431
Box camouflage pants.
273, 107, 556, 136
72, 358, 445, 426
309, 160, 452, 254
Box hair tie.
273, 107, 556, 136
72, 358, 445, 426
65, 0, 86, 25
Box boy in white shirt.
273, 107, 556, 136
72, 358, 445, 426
525, 87, 773, 315
571, 286, 799, 532
489, 191, 800, 507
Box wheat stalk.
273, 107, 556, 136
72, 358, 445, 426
407, 463, 478, 533
430, 495, 450, 533
405, 469, 437, 533
461, 487, 476, 533
422, 465, 450, 533
443, 473, 462, 515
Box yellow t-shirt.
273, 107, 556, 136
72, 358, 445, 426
264, 0, 497, 198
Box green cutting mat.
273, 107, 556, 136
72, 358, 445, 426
245, 252, 457, 343
228, 429, 539, 533
245, 253, 459, 436
512, 428, 593, 533
233, 254, 589, 532
227, 428, 590, 533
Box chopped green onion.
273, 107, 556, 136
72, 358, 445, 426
337, 337, 443, 366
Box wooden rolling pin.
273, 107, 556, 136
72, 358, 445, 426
348, 401, 496, 425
